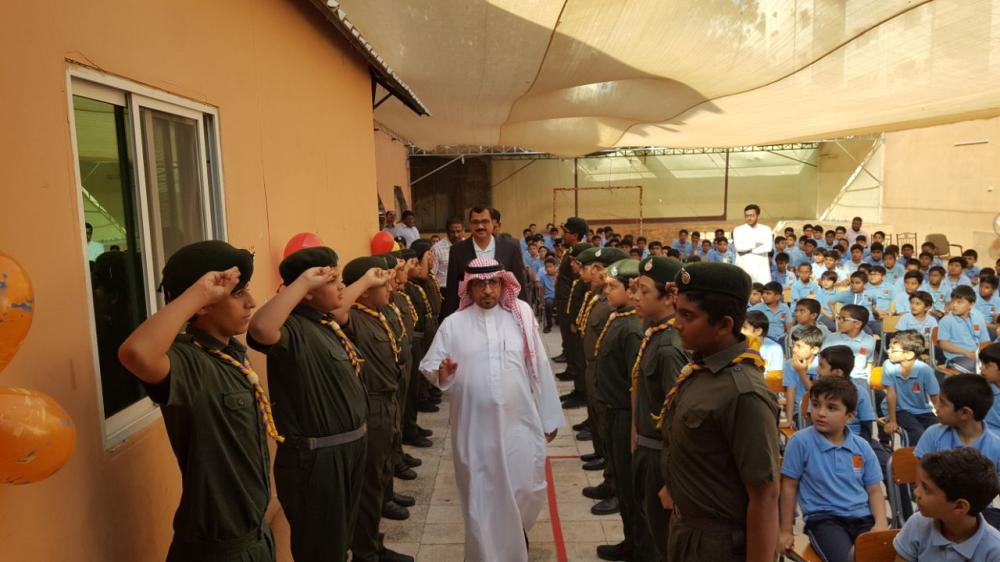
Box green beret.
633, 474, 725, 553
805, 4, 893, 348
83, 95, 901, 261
564, 216, 589, 238
675, 262, 751, 302
638, 256, 683, 285
278, 246, 338, 285
376, 253, 398, 269
570, 242, 594, 258
577, 246, 600, 266
593, 247, 628, 266
343, 256, 386, 285
392, 249, 417, 261
607, 258, 640, 281
161, 240, 253, 303
410, 239, 433, 260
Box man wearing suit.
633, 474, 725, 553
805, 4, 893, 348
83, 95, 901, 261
441, 206, 528, 318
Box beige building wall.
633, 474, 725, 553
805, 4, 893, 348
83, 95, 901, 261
0, 0, 379, 560
374, 127, 411, 214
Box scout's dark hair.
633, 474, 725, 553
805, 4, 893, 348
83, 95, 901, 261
951, 285, 977, 303
810, 376, 858, 414
910, 291, 933, 309
790, 325, 824, 348
795, 298, 821, 317
681, 290, 746, 337
762, 281, 783, 294
820, 345, 855, 377
841, 304, 870, 325
921, 448, 1000, 516
941, 375, 994, 422
890, 329, 926, 356
979, 343, 1000, 369
744, 310, 769, 335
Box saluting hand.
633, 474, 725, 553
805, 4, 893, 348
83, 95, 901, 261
194, 267, 241, 304
363, 267, 390, 287
296, 266, 337, 289
439, 357, 458, 384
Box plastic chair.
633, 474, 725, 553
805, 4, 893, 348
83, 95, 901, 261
925, 233, 962, 259
895, 232, 917, 249
930, 326, 961, 377
886, 447, 919, 527
854, 529, 900, 562
784, 286, 793, 304
883, 314, 903, 335
782, 544, 823, 562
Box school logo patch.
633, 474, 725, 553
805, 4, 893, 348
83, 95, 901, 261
912, 383, 921, 394
860, 347, 868, 356
780, 313, 786, 320
680, 269, 691, 285
975, 324, 982, 331
852, 455, 864, 471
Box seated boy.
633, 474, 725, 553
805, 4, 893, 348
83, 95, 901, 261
790, 263, 820, 305
914, 374, 1000, 528
922, 265, 949, 317
980, 343, 1000, 435
976, 274, 1000, 339
894, 448, 1000, 561
823, 304, 876, 381
828, 271, 875, 324
845, 244, 865, 274
814, 271, 839, 331
964, 249, 982, 285
744, 310, 785, 374
938, 285, 992, 373
882, 250, 905, 287
778, 377, 887, 562
790, 298, 831, 342
782, 325, 823, 428
893, 270, 924, 315
748, 282, 764, 307
883, 330, 940, 445
900, 243, 915, 262
943, 256, 973, 295
863, 242, 885, 266
771, 252, 792, 285
864, 265, 895, 322
750, 282, 793, 347
896, 291, 938, 343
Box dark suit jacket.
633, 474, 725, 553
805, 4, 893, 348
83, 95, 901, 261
441, 236, 527, 318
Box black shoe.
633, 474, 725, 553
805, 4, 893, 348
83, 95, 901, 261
560, 390, 581, 401
379, 547, 415, 562
544, 327, 552, 333
427, 395, 442, 405
394, 466, 418, 480
591, 496, 620, 516
573, 420, 590, 432
417, 402, 440, 413
556, 371, 575, 382
403, 434, 433, 448
580, 452, 601, 462
392, 492, 416, 507
552, 354, 567, 363
596, 541, 633, 561
381, 501, 410, 520
576, 429, 593, 442
417, 426, 434, 438
582, 480, 614, 500
562, 397, 587, 409
582, 458, 606, 471
402, 453, 422, 468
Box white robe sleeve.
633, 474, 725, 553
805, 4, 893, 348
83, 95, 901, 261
752, 226, 774, 255
420, 316, 457, 391
732, 225, 754, 253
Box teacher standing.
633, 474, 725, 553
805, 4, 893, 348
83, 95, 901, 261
732, 204, 773, 285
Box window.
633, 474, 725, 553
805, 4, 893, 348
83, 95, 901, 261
68, 67, 225, 447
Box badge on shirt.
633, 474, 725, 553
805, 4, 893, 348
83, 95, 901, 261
859, 347, 868, 356
974, 324, 981, 332
780, 313, 786, 320
852, 455, 864, 471
912, 382, 921, 394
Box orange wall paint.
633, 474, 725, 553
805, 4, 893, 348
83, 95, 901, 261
0, 0, 379, 559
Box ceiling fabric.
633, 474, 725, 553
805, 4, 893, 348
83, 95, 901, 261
340, 0, 1000, 157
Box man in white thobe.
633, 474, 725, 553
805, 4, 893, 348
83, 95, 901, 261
732, 203, 774, 284
420, 258, 564, 562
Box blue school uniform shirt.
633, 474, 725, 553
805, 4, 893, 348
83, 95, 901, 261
864, 282, 895, 313
849, 379, 877, 435
750, 302, 792, 341
539, 272, 556, 301
893, 290, 914, 316
938, 310, 991, 361
790, 279, 820, 304
976, 293, 1000, 322
760, 337, 785, 373
812, 287, 838, 312
524, 255, 543, 276
542, 235, 555, 252
987, 384, 1000, 436
823, 332, 876, 380
883, 263, 905, 286
671, 239, 692, 256
896, 313, 937, 341
829, 290, 874, 317
707, 248, 735, 264
782, 357, 818, 416
915, 423, 1000, 469
781, 427, 882, 520
967, 265, 983, 281
941, 274, 973, 296
894, 512, 1000, 562
882, 359, 938, 415
921, 282, 949, 312
785, 247, 808, 268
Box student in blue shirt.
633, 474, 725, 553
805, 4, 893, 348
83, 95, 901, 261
881, 250, 905, 287
790, 263, 820, 305
695, 239, 712, 259
785, 236, 807, 268
544, 227, 558, 252
670, 229, 692, 256
778, 377, 887, 562
862, 242, 885, 266
750, 282, 793, 347
893, 271, 924, 315
980, 344, 1000, 435
820, 229, 837, 251
790, 298, 832, 343
922, 265, 949, 318
748, 282, 764, 308
538, 258, 558, 333
707, 236, 735, 264
688, 232, 700, 256
782, 325, 822, 428
938, 286, 992, 374
977, 274, 1000, 339
896, 291, 938, 343
883, 330, 940, 445
822, 304, 876, 381
942, 256, 974, 295
864, 265, 895, 323
813, 272, 839, 331
828, 271, 874, 321
964, 249, 983, 284
771, 253, 793, 287
801, 239, 820, 269
744, 310, 786, 375
894, 448, 1000, 561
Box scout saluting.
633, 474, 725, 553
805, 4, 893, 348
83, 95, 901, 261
402, 239, 439, 449
246, 247, 387, 562
118, 241, 276, 562
559, 241, 594, 410
659, 262, 781, 562
631, 256, 688, 560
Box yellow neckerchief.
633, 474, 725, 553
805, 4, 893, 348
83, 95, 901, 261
352, 303, 401, 362
385, 302, 408, 341
577, 292, 600, 333
318, 315, 364, 376
407, 282, 434, 319
594, 308, 638, 358
395, 290, 419, 326
629, 317, 675, 391
566, 279, 580, 314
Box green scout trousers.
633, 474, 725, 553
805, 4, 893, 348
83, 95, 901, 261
633, 441, 670, 561
352, 394, 399, 562
668, 511, 746, 562
608, 409, 659, 562
166, 524, 275, 562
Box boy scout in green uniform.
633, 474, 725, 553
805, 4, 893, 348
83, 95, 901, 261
632, 256, 688, 560
118, 241, 276, 562
660, 262, 781, 562
387, 250, 420, 485
559, 239, 594, 409
343, 256, 414, 562
402, 239, 438, 449
554, 217, 588, 394
247, 246, 385, 561
593, 258, 658, 561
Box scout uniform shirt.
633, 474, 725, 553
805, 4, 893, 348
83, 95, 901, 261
347, 307, 404, 394
583, 295, 613, 364
148, 326, 271, 549
661, 339, 781, 526
247, 305, 367, 438
595, 305, 642, 410
405, 281, 439, 343
634, 319, 688, 444
554, 253, 578, 313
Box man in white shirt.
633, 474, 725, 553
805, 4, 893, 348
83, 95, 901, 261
432, 216, 465, 289
845, 216, 868, 247
85, 222, 104, 261
733, 203, 773, 284
392, 210, 421, 247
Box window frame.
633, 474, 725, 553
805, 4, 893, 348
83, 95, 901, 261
66, 65, 228, 450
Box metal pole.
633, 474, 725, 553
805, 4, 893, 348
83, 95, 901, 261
410, 154, 464, 186
573, 158, 579, 216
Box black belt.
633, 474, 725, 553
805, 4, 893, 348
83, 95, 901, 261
674, 505, 743, 533
282, 423, 367, 451
172, 519, 270, 555
636, 434, 663, 450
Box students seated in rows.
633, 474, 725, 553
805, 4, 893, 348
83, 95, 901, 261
893, 271, 924, 316
671, 229, 692, 256
922, 265, 949, 318
964, 249, 982, 284
778, 377, 887, 562
978, 274, 1000, 340
791, 298, 832, 342
823, 304, 876, 381
790, 262, 819, 305
750, 282, 793, 347
883, 330, 940, 445
914, 374, 1000, 528
708, 236, 735, 264
782, 326, 822, 429
938, 285, 992, 374
894, 448, 1000, 562
897, 291, 938, 343
744, 310, 785, 373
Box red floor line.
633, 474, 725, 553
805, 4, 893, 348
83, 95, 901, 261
545, 455, 579, 562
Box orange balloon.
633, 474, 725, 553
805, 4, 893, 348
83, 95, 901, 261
0, 252, 34, 374
0, 387, 76, 485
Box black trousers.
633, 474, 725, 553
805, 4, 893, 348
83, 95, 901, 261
805, 514, 874, 562
544, 299, 555, 330
896, 411, 938, 446
167, 525, 275, 562
559, 310, 586, 396
274, 437, 367, 562
633, 444, 669, 560
403, 334, 426, 440
586, 361, 608, 461
352, 395, 398, 561
608, 410, 659, 560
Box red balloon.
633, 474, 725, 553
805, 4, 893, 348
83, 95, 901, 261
283, 233, 324, 259
370, 231, 395, 255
